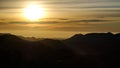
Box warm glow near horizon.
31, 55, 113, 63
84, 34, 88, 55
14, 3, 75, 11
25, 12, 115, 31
23, 4, 45, 21
0, 0, 120, 38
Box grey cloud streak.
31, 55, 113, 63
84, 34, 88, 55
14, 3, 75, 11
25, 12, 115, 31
0, 18, 112, 26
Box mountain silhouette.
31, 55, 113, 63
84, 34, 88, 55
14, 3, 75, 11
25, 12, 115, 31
0, 33, 120, 68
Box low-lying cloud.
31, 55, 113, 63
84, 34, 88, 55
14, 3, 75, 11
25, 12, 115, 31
0, 18, 114, 25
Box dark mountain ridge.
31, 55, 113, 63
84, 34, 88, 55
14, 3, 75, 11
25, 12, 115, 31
0, 32, 120, 68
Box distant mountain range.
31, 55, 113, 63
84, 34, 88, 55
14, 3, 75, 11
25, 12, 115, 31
0, 32, 120, 68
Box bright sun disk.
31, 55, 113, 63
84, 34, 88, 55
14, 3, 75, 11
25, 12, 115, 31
24, 4, 45, 21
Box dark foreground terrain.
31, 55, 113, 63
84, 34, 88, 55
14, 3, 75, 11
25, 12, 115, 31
0, 32, 120, 68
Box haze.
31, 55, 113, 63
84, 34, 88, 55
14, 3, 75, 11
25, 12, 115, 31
0, 0, 120, 38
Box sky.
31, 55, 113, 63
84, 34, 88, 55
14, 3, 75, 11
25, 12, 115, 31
0, 0, 120, 38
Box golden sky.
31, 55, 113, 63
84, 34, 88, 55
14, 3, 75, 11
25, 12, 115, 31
0, 0, 120, 38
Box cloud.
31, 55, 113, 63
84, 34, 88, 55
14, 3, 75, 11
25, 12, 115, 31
95, 13, 120, 17
58, 18, 68, 20
0, 19, 6, 21
68, 19, 110, 23
93, 10, 120, 12
0, 21, 59, 25
0, 7, 21, 10
0, 18, 112, 26
9, 21, 29, 24
0, 18, 119, 32
0, 22, 8, 25
82, 6, 120, 9
49, 22, 120, 32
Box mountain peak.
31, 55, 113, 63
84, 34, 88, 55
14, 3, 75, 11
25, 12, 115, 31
0, 33, 23, 42
70, 34, 83, 39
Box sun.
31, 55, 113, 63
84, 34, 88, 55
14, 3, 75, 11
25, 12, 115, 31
23, 4, 45, 21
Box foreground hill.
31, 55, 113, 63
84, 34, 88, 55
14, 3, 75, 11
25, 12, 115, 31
0, 33, 120, 68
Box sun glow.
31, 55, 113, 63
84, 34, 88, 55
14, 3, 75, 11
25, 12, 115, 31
23, 4, 45, 21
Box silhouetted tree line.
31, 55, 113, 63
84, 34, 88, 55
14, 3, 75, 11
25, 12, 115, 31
0, 32, 120, 68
